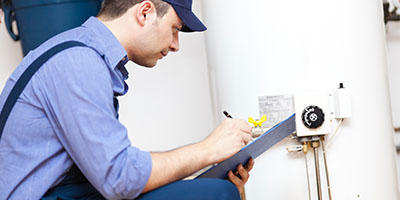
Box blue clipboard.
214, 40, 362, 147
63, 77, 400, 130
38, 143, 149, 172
196, 114, 296, 179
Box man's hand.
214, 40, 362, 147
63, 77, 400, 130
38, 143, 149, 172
228, 158, 255, 196
201, 118, 252, 163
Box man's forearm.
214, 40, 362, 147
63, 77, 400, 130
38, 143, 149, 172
141, 118, 252, 193
142, 141, 214, 193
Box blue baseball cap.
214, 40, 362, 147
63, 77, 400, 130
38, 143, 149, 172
162, 0, 207, 32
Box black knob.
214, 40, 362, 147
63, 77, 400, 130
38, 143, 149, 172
301, 105, 325, 129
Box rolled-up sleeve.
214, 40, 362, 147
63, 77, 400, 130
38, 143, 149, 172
35, 47, 152, 199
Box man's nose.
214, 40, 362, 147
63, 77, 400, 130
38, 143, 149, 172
169, 32, 180, 52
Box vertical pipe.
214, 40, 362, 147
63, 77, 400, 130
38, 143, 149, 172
313, 141, 322, 200
321, 137, 332, 200
303, 142, 312, 200
304, 154, 311, 200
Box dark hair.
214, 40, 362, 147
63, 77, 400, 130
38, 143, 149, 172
97, 0, 170, 20
1, 0, 13, 9
0, 0, 10, 9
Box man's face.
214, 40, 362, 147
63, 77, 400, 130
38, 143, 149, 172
133, 7, 183, 67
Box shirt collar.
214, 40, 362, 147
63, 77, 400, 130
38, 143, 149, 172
81, 17, 129, 80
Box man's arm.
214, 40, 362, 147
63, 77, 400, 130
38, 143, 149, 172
38, 48, 153, 199
142, 118, 253, 193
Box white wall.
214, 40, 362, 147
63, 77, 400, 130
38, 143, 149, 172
0, 2, 213, 152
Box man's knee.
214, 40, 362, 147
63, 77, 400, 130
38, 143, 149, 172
203, 179, 240, 200
137, 178, 240, 200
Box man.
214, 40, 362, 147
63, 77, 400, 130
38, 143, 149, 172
0, 0, 254, 199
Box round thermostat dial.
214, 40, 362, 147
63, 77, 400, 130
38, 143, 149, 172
301, 105, 325, 129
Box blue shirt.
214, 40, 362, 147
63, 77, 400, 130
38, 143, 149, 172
0, 17, 152, 200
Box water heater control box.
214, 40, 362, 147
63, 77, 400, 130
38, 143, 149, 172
294, 92, 332, 137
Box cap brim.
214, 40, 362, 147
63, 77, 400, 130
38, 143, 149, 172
170, 4, 207, 32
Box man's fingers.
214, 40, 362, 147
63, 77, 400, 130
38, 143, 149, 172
240, 126, 252, 134
240, 124, 252, 134
232, 119, 251, 134
245, 158, 255, 171
237, 164, 249, 182
228, 170, 244, 195
227, 160, 254, 196
242, 133, 253, 145
228, 170, 242, 186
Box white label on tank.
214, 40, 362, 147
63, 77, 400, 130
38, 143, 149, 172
258, 94, 294, 128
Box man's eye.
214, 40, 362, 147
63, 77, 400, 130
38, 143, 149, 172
174, 25, 182, 32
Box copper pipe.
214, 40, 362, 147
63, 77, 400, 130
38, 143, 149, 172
312, 141, 322, 200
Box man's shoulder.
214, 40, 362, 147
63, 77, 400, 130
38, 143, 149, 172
31, 26, 102, 59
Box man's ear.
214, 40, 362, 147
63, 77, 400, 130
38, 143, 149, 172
136, 1, 156, 27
